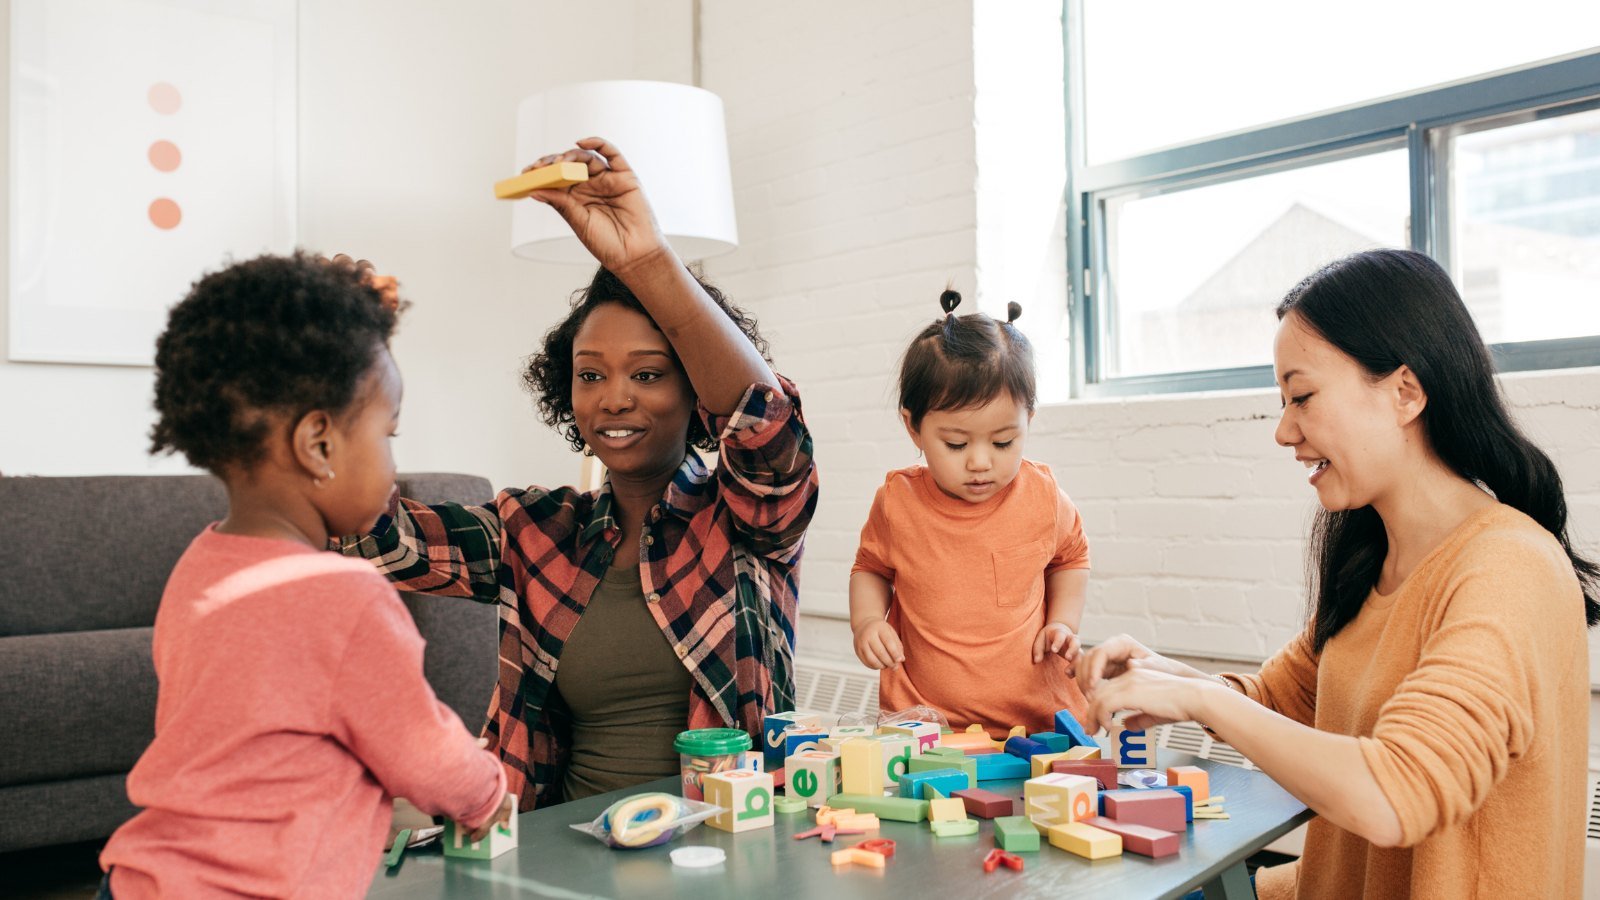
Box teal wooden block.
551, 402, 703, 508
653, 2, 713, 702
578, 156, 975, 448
931, 818, 979, 837
908, 754, 977, 788
1029, 732, 1074, 753
974, 752, 1030, 781
1052, 708, 1095, 748
993, 815, 1041, 852
898, 768, 968, 800
824, 792, 930, 822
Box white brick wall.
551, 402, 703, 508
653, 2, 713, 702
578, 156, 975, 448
698, 1, 1600, 692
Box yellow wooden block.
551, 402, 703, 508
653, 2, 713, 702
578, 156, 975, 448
1064, 745, 1102, 760
493, 161, 589, 199
832, 814, 880, 830
1024, 772, 1097, 833
1007, 725, 1027, 740
1048, 821, 1122, 859
815, 806, 855, 825
929, 798, 967, 822
1167, 765, 1210, 803
841, 737, 885, 796
1031, 751, 1073, 778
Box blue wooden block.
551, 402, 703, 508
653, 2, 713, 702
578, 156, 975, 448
973, 752, 1031, 781
1052, 709, 1095, 748
898, 768, 969, 800
1169, 784, 1195, 822
1028, 732, 1074, 753
1004, 736, 1050, 759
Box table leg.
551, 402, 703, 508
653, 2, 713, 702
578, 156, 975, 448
1201, 861, 1253, 900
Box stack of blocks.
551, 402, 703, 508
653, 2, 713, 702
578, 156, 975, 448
442, 793, 518, 859
705, 769, 776, 833
763, 712, 822, 785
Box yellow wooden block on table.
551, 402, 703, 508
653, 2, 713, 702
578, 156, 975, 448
841, 737, 885, 796
1167, 765, 1210, 803
929, 797, 967, 822
493, 161, 589, 199
1065, 745, 1102, 760
1031, 751, 1073, 778
1024, 772, 1097, 833
1048, 821, 1122, 859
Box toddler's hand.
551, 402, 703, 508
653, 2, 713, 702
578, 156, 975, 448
1032, 622, 1082, 674
466, 792, 516, 843
853, 620, 905, 671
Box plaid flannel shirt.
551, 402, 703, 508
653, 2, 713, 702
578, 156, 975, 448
341, 377, 817, 809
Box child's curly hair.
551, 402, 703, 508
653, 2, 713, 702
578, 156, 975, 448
899, 288, 1034, 429
523, 266, 769, 453
149, 251, 402, 474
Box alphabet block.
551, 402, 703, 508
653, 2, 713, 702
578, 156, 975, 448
871, 733, 916, 783
1023, 772, 1097, 833
1047, 820, 1122, 859
763, 712, 822, 767
785, 750, 840, 808
840, 737, 884, 796
442, 793, 517, 859
780, 724, 830, 759
1102, 788, 1186, 832
1081, 815, 1180, 858
704, 769, 775, 833
993, 815, 1041, 852
1111, 725, 1154, 768
1167, 765, 1210, 803
1030, 751, 1074, 778
880, 719, 942, 753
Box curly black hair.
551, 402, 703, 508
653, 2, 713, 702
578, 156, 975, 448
149, 251, 402, 475
523, 266, 770, 453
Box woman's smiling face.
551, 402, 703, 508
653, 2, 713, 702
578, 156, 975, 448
569, 302, 695, 478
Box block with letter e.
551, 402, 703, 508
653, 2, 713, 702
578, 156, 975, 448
704, 769, 775, 833
785, 749, 840, 808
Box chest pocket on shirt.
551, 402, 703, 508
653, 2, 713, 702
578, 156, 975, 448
992, 540, 1050, 608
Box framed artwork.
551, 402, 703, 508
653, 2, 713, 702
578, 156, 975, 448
9, 0, 296, 365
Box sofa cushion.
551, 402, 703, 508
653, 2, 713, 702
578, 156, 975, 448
0, 475, 227, 636
0, 629, 157, 787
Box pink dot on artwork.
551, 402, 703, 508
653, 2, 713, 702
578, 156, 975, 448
149, 198, 182, 230
148, 140, 181, 172
148, 83, 181, 115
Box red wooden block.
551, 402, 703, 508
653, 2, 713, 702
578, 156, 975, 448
952, 787, 1016, 819
1101, 789, 1186, 832
1051, 759, 1119, 791
1082, 816, 1180, 858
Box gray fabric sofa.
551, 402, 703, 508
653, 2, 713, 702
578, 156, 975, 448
0, 472, 499, 852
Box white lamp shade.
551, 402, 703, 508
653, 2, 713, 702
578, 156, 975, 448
511, 80, 738, 264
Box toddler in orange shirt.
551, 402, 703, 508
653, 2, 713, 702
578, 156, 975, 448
850, 289, 1092, 737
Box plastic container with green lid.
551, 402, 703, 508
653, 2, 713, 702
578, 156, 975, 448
674, 728, 754, 801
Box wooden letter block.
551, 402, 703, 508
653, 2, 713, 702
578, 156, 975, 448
973, 752, 1031, 781
872, 733, 915, 782
1004, 736, 1050, 760
442, 793, 517, 859
1111, 725, 1154, 768
1102, 789, 1186, 832
493, 161, 588, 199
993, 815, 1041, 852
780, 724, 830, 759
1051, 759, 1119, 791
1029, 732, 1075, 753
1082, 815, 1180, 858
909, 753, 977, 788
898, 768, 969, 800
704, 769, 775, 833
880, 719, 942, 753
1064, 744, 1103, 760
940, 728, 997, 753
1023, 772, 1097, 833
840, 737, 884, 796
1030, 751, 1074, 778
928, 797, 967, 822
1048, 820, 1122, 859
785, 750, 840, 808
1167, 765, 1210, 803
952, 787, 1016, 819
764, 712, 822, 768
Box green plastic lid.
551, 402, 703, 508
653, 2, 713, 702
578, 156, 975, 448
674, 728, 753, 756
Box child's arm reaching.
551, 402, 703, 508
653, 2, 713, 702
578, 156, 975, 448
1032, 569, 1088, 675
850, 571, 904, 670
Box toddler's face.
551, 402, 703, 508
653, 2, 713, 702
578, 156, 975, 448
903, 395, 1030, 503
321, 350, 402, 536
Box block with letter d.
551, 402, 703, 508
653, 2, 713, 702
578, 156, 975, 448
1112, 724, 1154, 768
785, 749, 841, 808
704, 769, 776, 833
762, 712, 822, 768
1023, 772, 1097, 833
871, 733, 916, 783
879, 719, 942, 753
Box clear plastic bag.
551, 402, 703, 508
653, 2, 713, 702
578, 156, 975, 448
570, 792, 724, 849
874, 705, 950, 729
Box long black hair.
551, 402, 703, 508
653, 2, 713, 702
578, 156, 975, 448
898, 288, 1034, 429
1279, 249, 1600, 653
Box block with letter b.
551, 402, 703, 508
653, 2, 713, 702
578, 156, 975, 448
785, 750, 841, 808
704, 769, 776, 833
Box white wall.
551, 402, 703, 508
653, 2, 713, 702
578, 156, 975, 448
0, 0, 690, 492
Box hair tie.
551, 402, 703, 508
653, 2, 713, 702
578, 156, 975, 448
1005, 301, 1022, 324
939, 289, 961, 316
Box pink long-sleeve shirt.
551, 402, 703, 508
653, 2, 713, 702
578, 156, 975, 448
101, 527, 507, 899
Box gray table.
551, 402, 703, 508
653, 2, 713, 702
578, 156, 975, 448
369, 750, 1311, 899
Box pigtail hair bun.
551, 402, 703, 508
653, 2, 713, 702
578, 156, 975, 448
939, 288, 961, 315
1006, 301, 1022, 324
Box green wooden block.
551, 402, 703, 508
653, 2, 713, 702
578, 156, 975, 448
931, 818, 979, 837
907, 753, 976, 788
823, 792, 930, 822
994, 815, 1041, 852
927, 747, 965, 758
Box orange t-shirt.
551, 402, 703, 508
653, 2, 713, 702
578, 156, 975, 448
852, 460, 1091, 737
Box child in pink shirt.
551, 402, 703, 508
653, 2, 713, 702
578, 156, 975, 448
99, 254, 509, 898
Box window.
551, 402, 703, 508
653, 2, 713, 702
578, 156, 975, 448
1067, 0, 1600, 396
